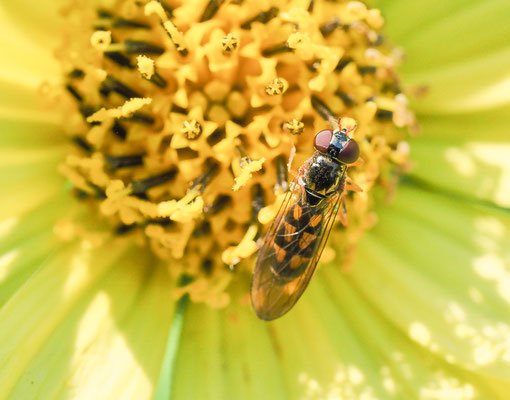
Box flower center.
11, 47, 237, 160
54, 0, 414, 306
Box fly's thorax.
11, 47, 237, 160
303, 152, 346, 197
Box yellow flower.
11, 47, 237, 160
0, 1, 509, 399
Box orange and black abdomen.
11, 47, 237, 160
270, 199, 324, 279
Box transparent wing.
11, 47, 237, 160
251, 179, 342, 321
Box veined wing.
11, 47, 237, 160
251, 180, 342, 320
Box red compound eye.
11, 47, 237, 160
338, 139, 360, 164
314, 129, 333, 152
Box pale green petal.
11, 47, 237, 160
408, 106, 510, 206
346, 185, 510, 394
376, 0, 510, 113
0, 236, 176, 399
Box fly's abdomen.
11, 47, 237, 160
270, 200, 324, 279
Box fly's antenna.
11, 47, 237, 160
338, 117, 357, 138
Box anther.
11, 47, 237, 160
182, 119, 202, 140
95, 16, 150, 30
375, 109, 393, 120
335, 57, 353, 72
311, 95, 336, 124
104, 51, 135, 69
101, 75, 141, 99
320, 17, 342, 37
79, 105, 101, 126
235, 145, 249, 161
204, 194, 232, 215
308, 0, 315, 12
131, 168, 178, 194
265, 78, 288, 95
261, 42, 292, 57
206, 127, 226, 147
251, 183, 265, 223
111, 120, 127, 140
115, 224, 136, 235
106, 40, 165, 55
201, 258, 214, 275
358, 65, 377, 75
284, 119, 304, 135
105, 154, 145, 170
190, 158, 220, 193
170, 104, 188, 114
241, 7, 279, 29
200, 0, 225, 22
68, 69, 85, 79
149, 72, 168, 88
273, 155, 289, 193
72, 136, 93, 153
66, 84, 83, 102
192, 221, 211, 237
125, 112, 156, 125
335, 91, 356, 107
221, 33, 239, 55
190, 159, 220, 193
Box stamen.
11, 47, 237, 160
131, 168, 178, 194
65, 84, 83, 102
251, 183, 265, 223
190, 159, 220, 193
200, 0, 225, 22
206, 128, 226, 147
86, 98, 152, 123
111, 120, 127, 140
221, 33, 239, 55
94, 16, 150, 30
376, 109, 393, 120
358, 65, 377, 75
311, 95, 336, 125
68, 69, 85, 79
91, 30, 112, 51
335, 57, 353, 71
105, 51, 135, 69
105, 40, 164, 55
125, 112, 156, 125
273, 155, 289, 193
72, 136, 93, 153
115, 224, 136, 235
145, 2, 188, 56
204, 194, 232, 215
241, 7, 279, 29
320, 17, 342, 37
265, 78, 288, 96
136, 55, 168, 88
335, 91, 356, 107
181, 120, 202, 140
284, 119, 304, 135
105, 154, 145, 170
101, 75, 141, 99
261, 42, 292, 57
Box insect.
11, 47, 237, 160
251, 118, 361, 320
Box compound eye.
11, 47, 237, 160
314, 129, 333, 152
337, 139, 360, 164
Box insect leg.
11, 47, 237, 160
338, 199, 348, 227
345, 176, 363, 192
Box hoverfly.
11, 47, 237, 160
251, 118, 360, 320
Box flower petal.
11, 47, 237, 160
344, 185, 510, 394
0, 237, 176, 399
0, 1, 67, 50
377, 0, 510, 113
395, 98, 510, 207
